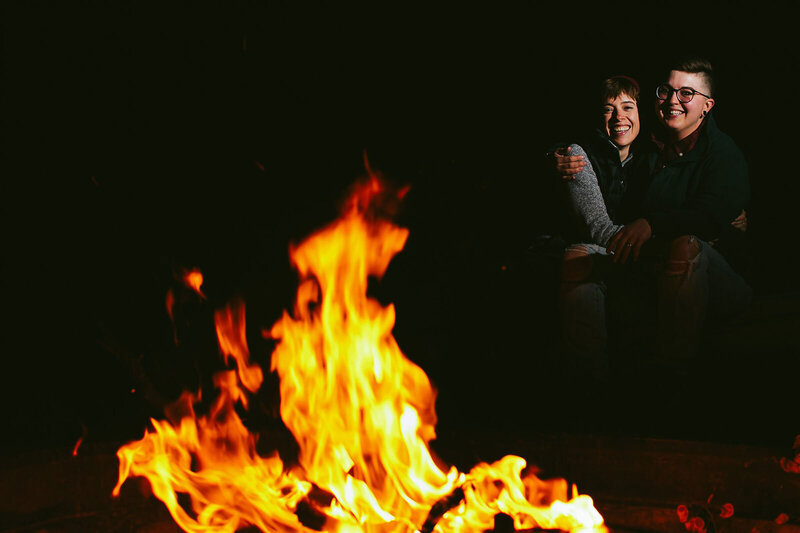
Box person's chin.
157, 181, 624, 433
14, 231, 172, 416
611, 130, 635, 145
660, 115, 684, 131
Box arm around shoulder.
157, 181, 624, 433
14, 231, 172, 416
561, 144, 622, 247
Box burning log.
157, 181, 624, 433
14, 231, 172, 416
295, 484, 336, 531
488, 513, 514, 533
420, 487, 465, 533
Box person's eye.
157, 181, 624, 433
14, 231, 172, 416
602, 108, 613, 114
679, 89, 693, 98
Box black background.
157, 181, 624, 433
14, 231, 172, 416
3, 2, 799, 458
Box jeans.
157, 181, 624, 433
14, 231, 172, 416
558, 238, 752, 375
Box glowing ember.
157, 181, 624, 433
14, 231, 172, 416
72, 436, 84, 457
184, 269, 206, 297
113, 177, 606, 532
73, 423, 88, 457
166, 289, 176, 322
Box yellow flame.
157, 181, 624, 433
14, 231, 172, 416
114, 178, 606, 533
269, 182, 461, 530
215, 303, 263, 399
435, 456, 604, 532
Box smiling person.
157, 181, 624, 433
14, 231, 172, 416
556, 74, 652, 382
557, 57, 752, 378
558, 75, 645, 248
609, 56, 752, 363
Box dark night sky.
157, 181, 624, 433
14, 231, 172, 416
3, 2, 799, 456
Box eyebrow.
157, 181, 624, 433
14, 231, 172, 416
665, 84, 698, 91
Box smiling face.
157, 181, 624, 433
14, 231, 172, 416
655, 70, 715, 141
602, 92, 640, 161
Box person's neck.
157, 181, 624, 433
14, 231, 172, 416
618, 145, 630, 161
667, 131, 690, 143
667, 120, 703, 143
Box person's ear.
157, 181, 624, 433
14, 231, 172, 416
704, 97, 716, 114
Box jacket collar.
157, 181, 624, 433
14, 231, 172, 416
652, 114, 716, 167
589, 128, 634, 165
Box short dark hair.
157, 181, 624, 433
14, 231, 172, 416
668, 56, 715, 97
600, 76, 640, 104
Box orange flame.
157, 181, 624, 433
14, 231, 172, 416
113, 178, 606, 532
184, 269, 205, 298
166, 288, 176, 322
268, 176, 462, 530
215, 302, 264, 401
72, 436, 84, 457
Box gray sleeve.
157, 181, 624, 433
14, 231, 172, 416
563, 144, 622, 247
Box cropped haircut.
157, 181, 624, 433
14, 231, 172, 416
668, 56, 715, 97
600, 76, 640, 105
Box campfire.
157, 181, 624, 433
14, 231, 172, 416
112, 176, 606, 532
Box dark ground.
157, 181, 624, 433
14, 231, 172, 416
2, 2, 799, 464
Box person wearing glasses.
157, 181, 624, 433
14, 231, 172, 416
554, 57, 751, 380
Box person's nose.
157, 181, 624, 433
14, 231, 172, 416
668, 89, 682, 105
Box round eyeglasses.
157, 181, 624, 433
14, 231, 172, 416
655, 84, 711, 103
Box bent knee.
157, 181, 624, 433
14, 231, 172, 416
664, 235, 701, 276
561, 245, 593, 283
667, 235, 701, 261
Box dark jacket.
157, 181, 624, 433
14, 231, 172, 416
581, 129, 631, 223
642, 114, 750, 246
540, 130, 649, 249
563, 129, 652, 229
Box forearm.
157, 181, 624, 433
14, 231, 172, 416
563, 146, 622, 247
645, 185, 748, 240
646, 150, 750, 241
646, 208, 719, 241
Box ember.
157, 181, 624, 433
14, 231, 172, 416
184, 269, 206, 297
71, 436, 84, 457
112, 177, 606, 532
